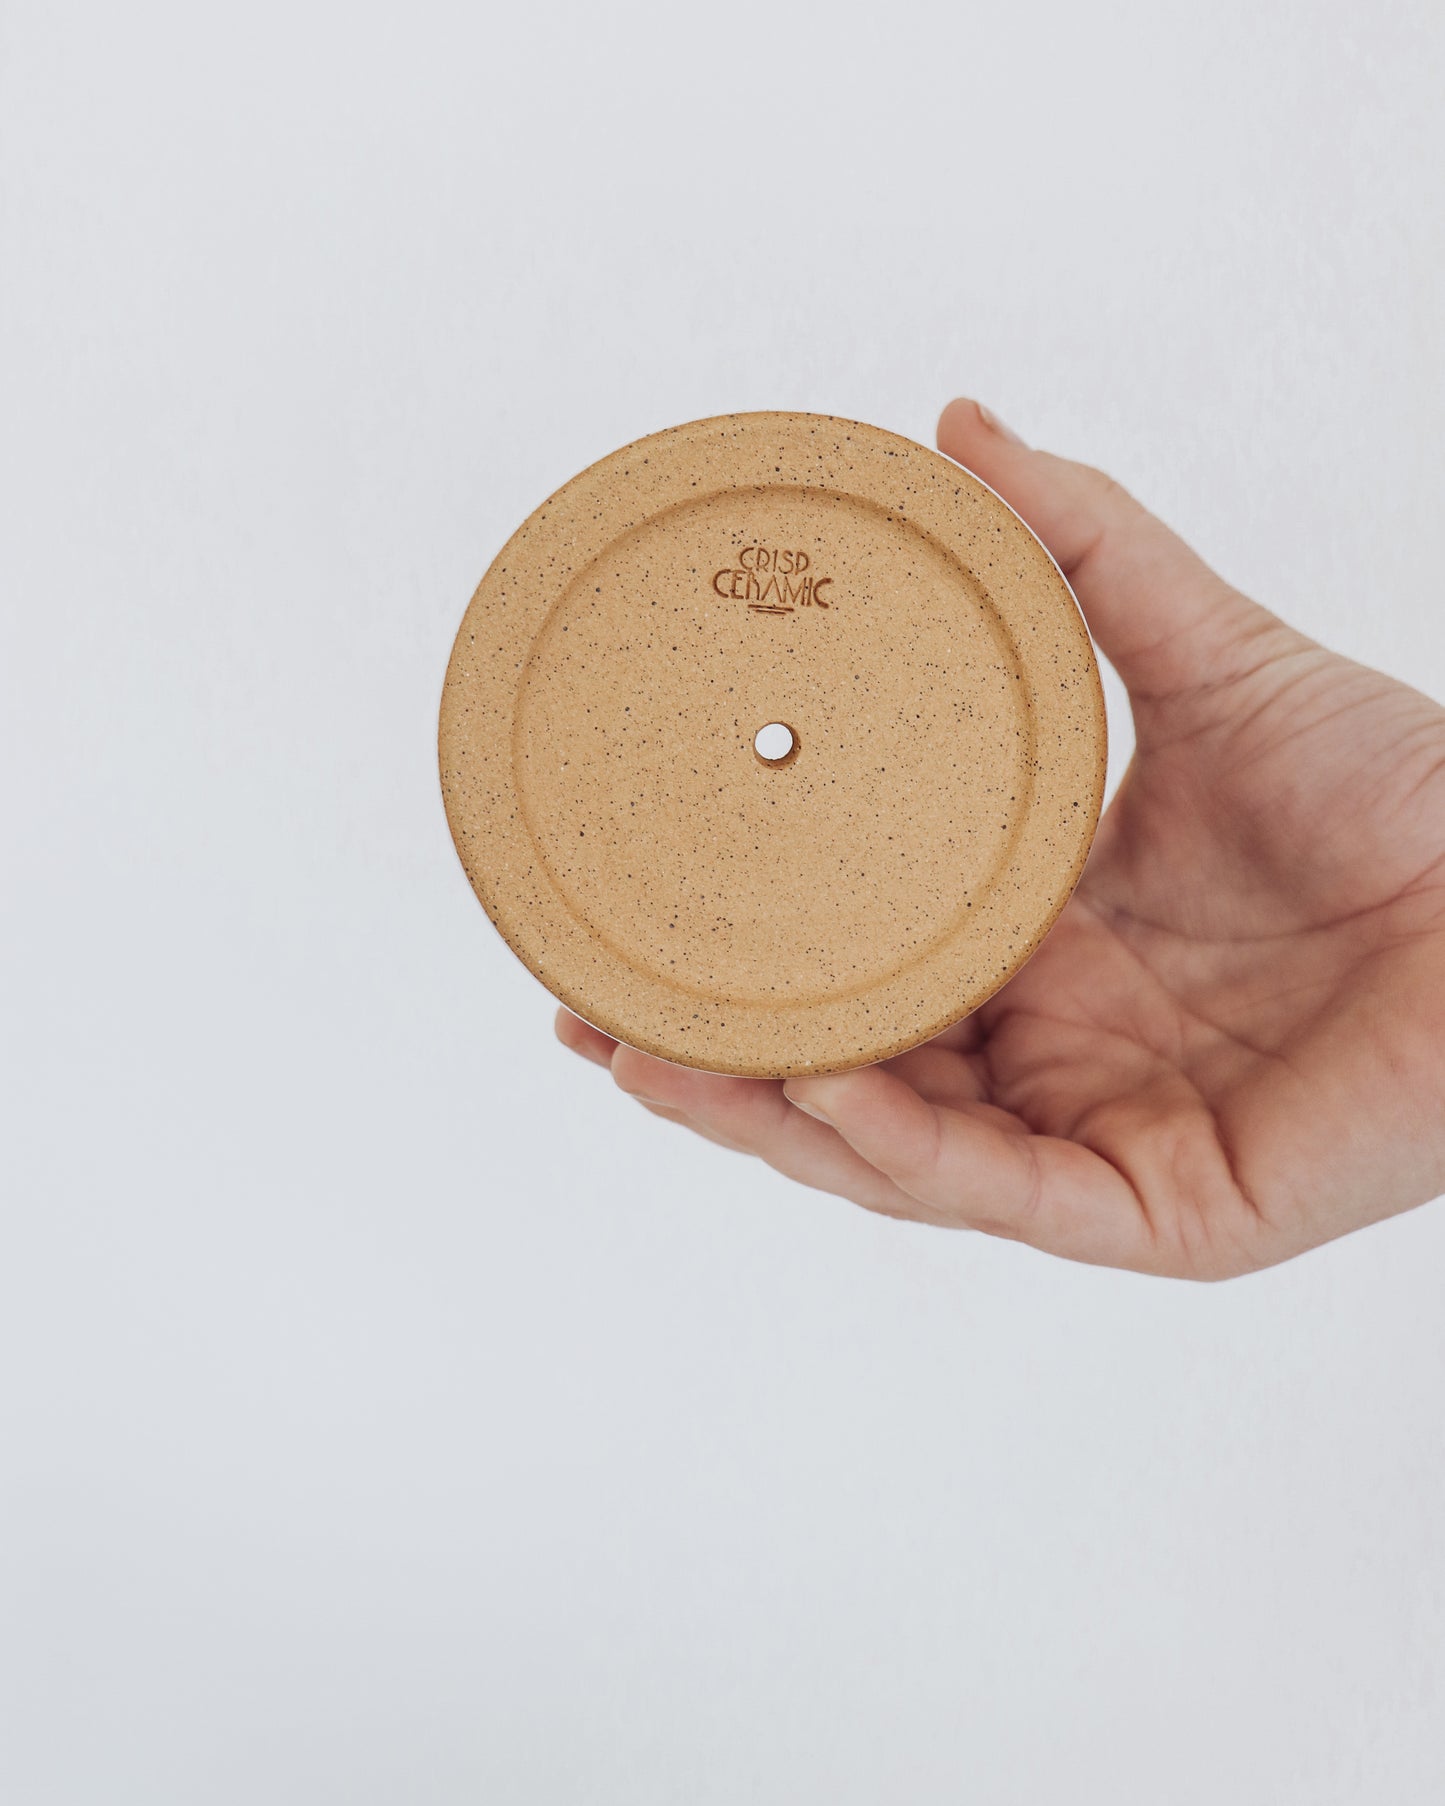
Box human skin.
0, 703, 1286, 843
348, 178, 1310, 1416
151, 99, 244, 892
556, 398, 1445, 1279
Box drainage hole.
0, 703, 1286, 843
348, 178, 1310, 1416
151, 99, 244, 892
753, 722, 796, 765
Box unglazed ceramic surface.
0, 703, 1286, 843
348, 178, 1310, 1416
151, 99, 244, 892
439, 412, 1106, 1077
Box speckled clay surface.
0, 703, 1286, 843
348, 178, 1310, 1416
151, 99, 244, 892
439, 412, 1106, 1078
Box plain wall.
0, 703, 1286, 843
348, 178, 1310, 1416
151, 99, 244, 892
3, 1, 1444, 1798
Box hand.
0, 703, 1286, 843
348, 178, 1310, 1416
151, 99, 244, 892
557, 399, 1445, 1278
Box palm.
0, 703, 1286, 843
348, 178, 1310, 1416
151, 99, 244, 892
558, 401, 1445, 1276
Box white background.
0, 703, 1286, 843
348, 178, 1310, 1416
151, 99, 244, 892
4, 1, 1445, 1799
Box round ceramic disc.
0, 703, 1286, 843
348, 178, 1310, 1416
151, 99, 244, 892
439, 412, 1106, 1078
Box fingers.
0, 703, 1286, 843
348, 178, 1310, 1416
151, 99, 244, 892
632, 1097, 754, 1153
554, 1006, 617, 1068
557, 1008, 935, 1217
558, 1006, 1138, 1251
936, 397, 1300, 709
876, 1039, 993, 1110
556, 1011, 750, 1151
783, 1066, 1157, 1269
606, 1043, 953, 1224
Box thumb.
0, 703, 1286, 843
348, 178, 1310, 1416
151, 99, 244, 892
936, 398, 1297, 706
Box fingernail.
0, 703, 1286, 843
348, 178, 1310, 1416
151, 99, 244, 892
976, 401, 1027, 446
785, 1087, 835, 1126
630, 1093, 668, 1109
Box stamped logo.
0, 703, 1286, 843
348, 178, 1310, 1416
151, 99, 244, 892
712, 545, 834, 614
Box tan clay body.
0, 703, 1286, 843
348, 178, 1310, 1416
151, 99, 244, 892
439, 412, 1106, 1077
